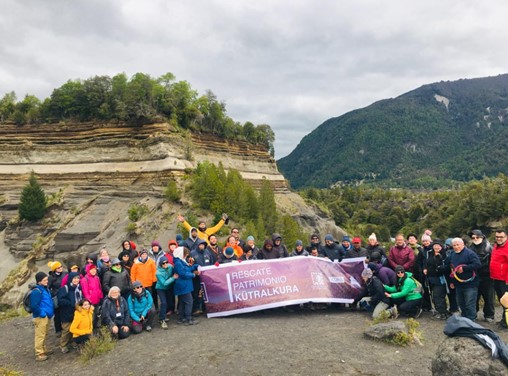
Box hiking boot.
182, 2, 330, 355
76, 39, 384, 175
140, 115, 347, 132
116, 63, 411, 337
185, 319, 199, 326
389, 306, 399, 319
160, 320, 168, 330
146, 325, 152, 332
484, 317, 494, 323
36, 354, 48, 361
61, 346, 70, 354
413, 308, 423, 319
177, 318, 187, 324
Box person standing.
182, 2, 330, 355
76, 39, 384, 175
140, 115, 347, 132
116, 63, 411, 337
445, 238, 481, 321
468, 229, 495, 322
388, 234, 415, 272
30, 272, 55, 361
57, 272, 82, 353
155, 256, 178, 329
177, 213, 228, 243
490, 229, 508, 329
47, 261, 65, 337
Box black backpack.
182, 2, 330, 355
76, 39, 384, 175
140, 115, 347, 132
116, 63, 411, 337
23, 283, 39, 313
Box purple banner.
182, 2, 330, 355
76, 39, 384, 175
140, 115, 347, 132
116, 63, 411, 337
199, 256, 366, 318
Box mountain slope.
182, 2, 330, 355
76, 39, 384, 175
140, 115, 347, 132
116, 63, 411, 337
278, 74, 508, 188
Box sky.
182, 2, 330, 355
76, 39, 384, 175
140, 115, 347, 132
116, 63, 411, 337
1, 1, 508, 159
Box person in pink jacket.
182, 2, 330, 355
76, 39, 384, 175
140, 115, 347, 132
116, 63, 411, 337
80, 264, 103, 328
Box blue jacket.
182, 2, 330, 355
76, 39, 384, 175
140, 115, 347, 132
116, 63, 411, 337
445, 246, 481, 288
127, 289, 154, 322
30, 284, 54, 319
191, 241, 214, 267
155, 264, 176, 290
174, 258, 198, 296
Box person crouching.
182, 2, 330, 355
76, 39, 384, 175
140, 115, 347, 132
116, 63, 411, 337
70, 299, 93, 348
128, 280, 156, 333
101, 286, 131, 339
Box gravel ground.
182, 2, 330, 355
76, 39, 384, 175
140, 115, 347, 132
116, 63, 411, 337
1, 307, 507, 376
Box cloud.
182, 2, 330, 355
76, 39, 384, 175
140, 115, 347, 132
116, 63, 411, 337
1, 0, 508, 158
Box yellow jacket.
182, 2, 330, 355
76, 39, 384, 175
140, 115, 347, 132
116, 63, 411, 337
182, 219, 225, 243
70, 305, 94, 338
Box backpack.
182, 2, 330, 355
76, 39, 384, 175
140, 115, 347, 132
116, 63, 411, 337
411, 276, 423, 294
23, 283, 39, 313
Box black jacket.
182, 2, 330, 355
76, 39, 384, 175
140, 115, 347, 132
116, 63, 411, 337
101, 296, 131, 328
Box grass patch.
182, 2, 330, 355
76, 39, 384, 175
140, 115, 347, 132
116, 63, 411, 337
391, 318, 423, 347
371, 310, 392, 325
0, 366, 23, 376
79, 327, 117, 363
0, 307, 29, 323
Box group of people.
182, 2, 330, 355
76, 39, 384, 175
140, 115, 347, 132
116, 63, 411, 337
28, 213, 508, 362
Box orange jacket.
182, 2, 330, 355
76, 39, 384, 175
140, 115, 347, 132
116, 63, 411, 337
130, 258, 156, 287
225, 242, 244, 258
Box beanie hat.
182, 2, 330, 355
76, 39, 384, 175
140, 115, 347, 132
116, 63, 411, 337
132, 280, 143, 289
176, 234, 183, 241
158, 256, 169, 267
35, 271, 47, 283
295, 240, 303, 247
367, 262, 377, 272
48, 261, 62, 272
139, 249, 148, 255
394, 265, 405, 274
247, 235, 255, 242
342, 236, 351, 242
224, 247, 234, 257
324, 234, 334, 242
168, 239, 178, 247
352, 237, 362, 244
368, 233, 377, 242
151, 240, 161, 248
361, 268, 373, 279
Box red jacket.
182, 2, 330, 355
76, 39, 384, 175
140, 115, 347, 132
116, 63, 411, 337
388, 244, 415, 272
490, 241, 508, 283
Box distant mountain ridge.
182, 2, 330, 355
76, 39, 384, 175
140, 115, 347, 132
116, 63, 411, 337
277, 74, 508, 188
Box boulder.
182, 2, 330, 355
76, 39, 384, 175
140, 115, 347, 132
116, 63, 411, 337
431, 336, 507, 375
364, 321, 408, 340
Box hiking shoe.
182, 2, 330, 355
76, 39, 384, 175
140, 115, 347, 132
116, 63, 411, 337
160, 320, 168, 330
185, 319, 199, 326
61, 346, 70, 354
70, 342, 79, 349
36, 354, 48, 361
146, 325, 152, 332
389, 306, 399, 319
432, 313, 447, 320
55, 331, 62, 338
177, 319, 187, 324
414, 308, 423, 319
484, 317, 494, 323
163, 318, 170, 323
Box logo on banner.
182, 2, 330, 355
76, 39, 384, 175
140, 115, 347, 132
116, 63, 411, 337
311, 272, 325, 288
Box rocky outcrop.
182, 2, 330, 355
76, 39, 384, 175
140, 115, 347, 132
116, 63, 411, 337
431, 336, 507, 375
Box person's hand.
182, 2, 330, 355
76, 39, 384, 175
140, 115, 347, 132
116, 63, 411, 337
177, 214, 185, 222
194, 270, 200, 276
173, 273, 179, 279
456, 266, 463, 274
121, 326, 129, 332
385, 292, 391, 298
112, 325, 119, 334
450, 283, 455, 289
140, 316, 145, 321
222, 213, 228, 221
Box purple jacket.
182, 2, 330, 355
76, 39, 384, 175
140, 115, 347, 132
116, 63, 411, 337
374, 263, 397, 286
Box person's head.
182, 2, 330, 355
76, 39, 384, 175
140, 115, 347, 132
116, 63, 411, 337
272, 234, 282, 245
368, 233, 377, 246
246, 235, 255, 247
352, 237, 362, 249
111, 258, 122, 271
121, 252, 130, 263
325, 234, 335, 246
432, 239, 443, 253
48, 261, 63, 274
86, 264, 98, 276
231, 228, 240, 239
183, 247, 190, 258
245, 249, 253, 258
198, 221, 207, 232
139, 249, 148, 261
361, 268, 373, 282
295, 240, 303, 251
227, 235, 237, 246
198, 240, 206, 250
190, 227, 198, 238
69, 272, 80, 286
86, 255, 95, 264
451, 237, 465, 253
224, 246, 235, 259
78, 298, 92, 311
168, 240, 177, 252
159, 256, 169, 269
151, 240, 161, 253
495, 229, 508, 246
341, 235, 350, 247
122, 241, 131, 250
395, 234, 405, 246
394, 265, 405, 278
421, 235, 432, 248
35, 271, 48, 286
369, 251, 381, 263
469, 230, 484, 246
264, 239, 273, 251
132, 280, 143, 295
310, 234, 320, 244
310, 248, 319, 257
209, 234, 217, 246
407, 234, 417, 245
108, 286, 121, 299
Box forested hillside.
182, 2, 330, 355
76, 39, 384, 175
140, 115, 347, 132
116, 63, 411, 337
278, 74, 508, 188
0, 72, 275, 155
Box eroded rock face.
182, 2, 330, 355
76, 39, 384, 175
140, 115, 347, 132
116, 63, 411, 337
431, 336, 507, 375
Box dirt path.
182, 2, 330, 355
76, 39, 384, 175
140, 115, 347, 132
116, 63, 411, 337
2, 307, 507, 376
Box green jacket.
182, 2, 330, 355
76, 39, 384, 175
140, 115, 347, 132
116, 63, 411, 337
384, 271, 422, 301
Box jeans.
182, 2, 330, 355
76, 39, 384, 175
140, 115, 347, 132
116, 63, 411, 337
178, 293, 193, 321
157, 289, 174, 321
430, 283, 448, 315
456, 285, 478, 321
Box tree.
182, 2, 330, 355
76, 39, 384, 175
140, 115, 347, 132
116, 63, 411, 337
19, 171, 47, 221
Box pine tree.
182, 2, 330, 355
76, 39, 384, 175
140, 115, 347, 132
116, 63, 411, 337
19, 171, 47, 221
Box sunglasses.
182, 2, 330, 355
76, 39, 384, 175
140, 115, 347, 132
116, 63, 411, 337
471, 236, 481, 239
162, 262, 168, 265
134, 286, 143, 290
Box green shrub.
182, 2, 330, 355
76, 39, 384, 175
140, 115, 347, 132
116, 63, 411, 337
164, 180, 181, 202
126, 222, 137, 234
79, 327, 116, 363
127, 203, 149, 221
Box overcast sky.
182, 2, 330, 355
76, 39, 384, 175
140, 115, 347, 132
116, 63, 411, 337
1, 1, 507, 159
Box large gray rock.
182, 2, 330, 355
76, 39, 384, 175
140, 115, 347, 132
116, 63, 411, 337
431, 336, 507, 375
364, 321, 408, 340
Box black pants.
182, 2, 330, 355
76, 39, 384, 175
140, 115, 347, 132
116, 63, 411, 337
150, 284, 158, 310
493, 279, 508, 327
476, 277, 495, 319
392, 297, 423, 316
430, 283, 448, 315
53, 306, 62, 333
192, 276, 203, 313
131, 307, 156, 334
